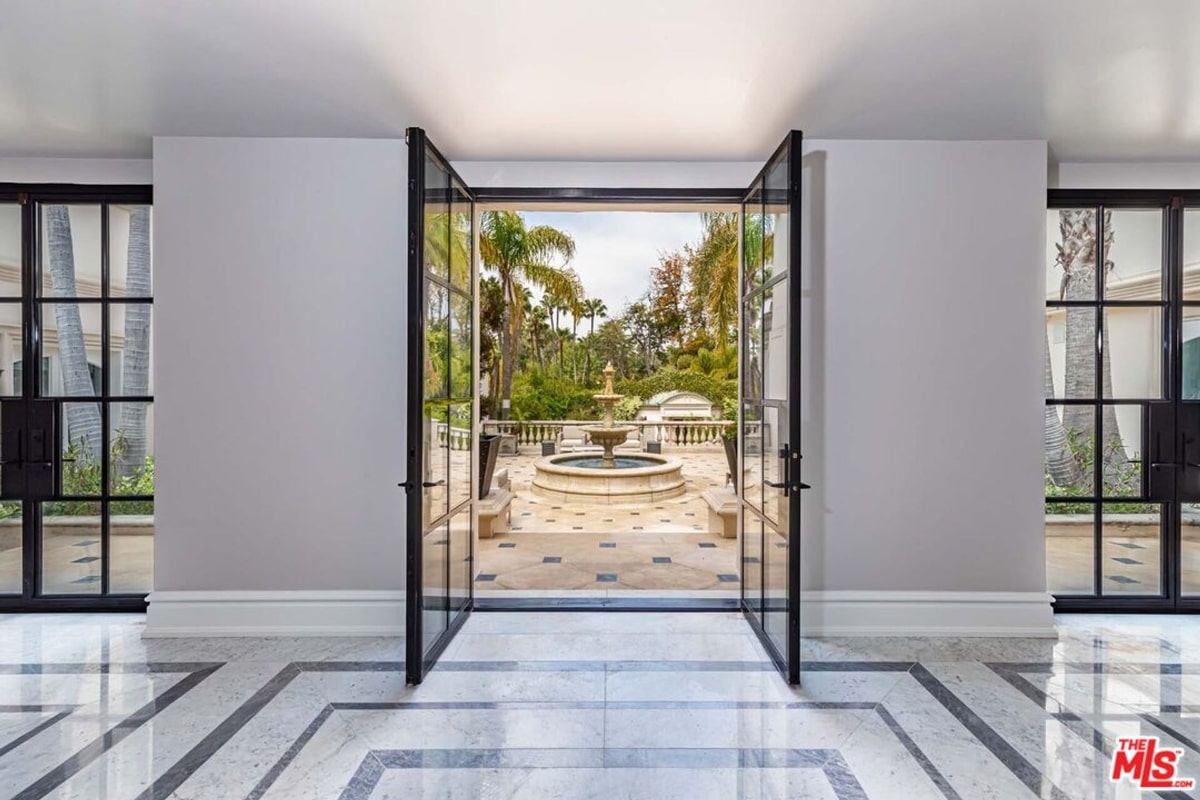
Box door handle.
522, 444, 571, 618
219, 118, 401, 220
765, 480, 788, 488
422, 479, 446, 488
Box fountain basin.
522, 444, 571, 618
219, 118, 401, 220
531, 453, 686, 505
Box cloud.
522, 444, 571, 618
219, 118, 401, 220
521, 211, 705, 320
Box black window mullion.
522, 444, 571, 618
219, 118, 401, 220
1167, 199, 1183, 605
1094, 205, 1105, 597
100, 203, 110, 596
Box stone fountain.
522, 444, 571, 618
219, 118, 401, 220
587, 362, 638, 467
530, 362, 685, 505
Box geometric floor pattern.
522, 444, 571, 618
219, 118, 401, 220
479, 447, 738, 592
3, 612, 1200, 798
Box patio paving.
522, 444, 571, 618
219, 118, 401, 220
478, 446, 739, 592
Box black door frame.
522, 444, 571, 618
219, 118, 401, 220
0, 183, 153, 613
405, 129, 486, 683
737, 131, 805, 683
404, 140, 806, 679
1048, 188, 1200, 613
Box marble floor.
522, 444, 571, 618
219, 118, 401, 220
3, 613, 1200, 798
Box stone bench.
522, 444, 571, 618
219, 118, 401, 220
702, 486, 738, 539
478, 487, 513, 539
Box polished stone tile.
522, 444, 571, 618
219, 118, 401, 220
4, 612, 1200, 800
446, 631, 766, 662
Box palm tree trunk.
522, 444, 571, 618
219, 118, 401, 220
585, 315, 595, 383
1044, 330, 1082, 486
45, 206, 102, 461
1059, 209, 1123, 488
499, 278, 517, 419
118, 207, 151, 476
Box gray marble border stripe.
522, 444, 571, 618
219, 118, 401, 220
874, 706, 962, 800
245, 704, 334, 800
11, 663, 220, 800
331, 700, 877, 711
133, 664, 302, 800
0, 710, 73, 760
0, 661, 223, 674
909, 664, 1072, 800
986, 664, 1059, 710
1140, 713, 1200, 756
821, 752, 870, 800
342, 747, 867, 799
0, 704, 76, 712
989, 662, 1196, 675
339, 752, 385, 800
293, 661, 404, 672
994, 660, 1200, 797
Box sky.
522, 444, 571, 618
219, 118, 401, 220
518, 211, 707, 325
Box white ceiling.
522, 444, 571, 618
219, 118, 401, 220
1, 0, 1198, 162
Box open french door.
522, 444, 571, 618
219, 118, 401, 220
739, 131, 806, 684
405, 129, 478, 684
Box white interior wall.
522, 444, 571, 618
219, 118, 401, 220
151, 138, 407, 601
14, 138, 1049, 634
799, 140, 1048, 599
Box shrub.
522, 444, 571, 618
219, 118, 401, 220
613, 395, 642, 421
617, 369, 735, 406
1044, 428, 1153, 515
511, 372, 596, 420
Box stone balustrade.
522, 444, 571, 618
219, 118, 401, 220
433, 419, 755, 452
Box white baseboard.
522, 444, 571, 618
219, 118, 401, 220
144, 590, 405, 637
144, 589, 1055, 639
800, 590, 1056, 637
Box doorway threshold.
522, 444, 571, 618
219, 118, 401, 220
474, 589, 740, 612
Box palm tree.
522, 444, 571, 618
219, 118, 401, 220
1053, 208, 1122, 488
582, 298, 607, 383
556, 327, 572, 374
527, 305, 549, 371
480, 211, 579, 416
45, 206, 102, 460
1044, 333, 1082, 486
117, 207, 152, 477
570, 306, 583, 380
688, 212, 771, 351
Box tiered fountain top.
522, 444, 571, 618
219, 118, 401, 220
587, 362, 635, 466
592, 362, 627, 428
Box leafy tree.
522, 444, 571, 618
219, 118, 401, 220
480, 211, 580, 417
648, 251, 688, 349
687, 212, 771, 351
593, 318, 632, 377
624, 300, 664, 375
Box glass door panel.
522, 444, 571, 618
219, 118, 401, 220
406, 129, 476, 683
1182, 209, 1200, 596
0, 192, 153, 609
739, 131, 803, 683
